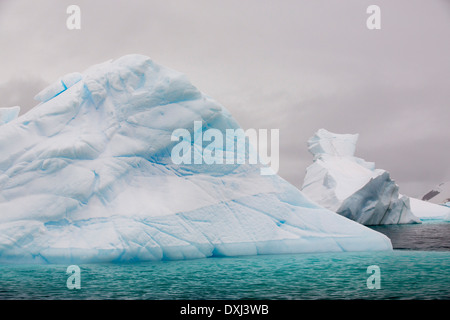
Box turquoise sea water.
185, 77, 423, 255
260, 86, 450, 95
0, 222, 449, 300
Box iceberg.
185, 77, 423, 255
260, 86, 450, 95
301, 129, 421, 225
0, 55, 392, 264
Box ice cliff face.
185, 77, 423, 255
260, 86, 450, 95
0, 55, 391, 263
301, 129, 421, 225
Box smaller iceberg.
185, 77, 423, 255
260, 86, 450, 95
301, 129, 421, 225
0, 106, 20, 126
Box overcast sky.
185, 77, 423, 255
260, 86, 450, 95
0, 0, 449, 197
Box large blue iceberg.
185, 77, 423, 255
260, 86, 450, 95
0, 55, 392, 263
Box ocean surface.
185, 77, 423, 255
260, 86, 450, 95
0, 221, 448, 300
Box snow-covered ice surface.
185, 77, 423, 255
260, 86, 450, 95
34, 72, 82, 103
0, 106, 20, 126
409, 197, 450, 221
0, 55, 392, 264
301, 129, 421, 225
